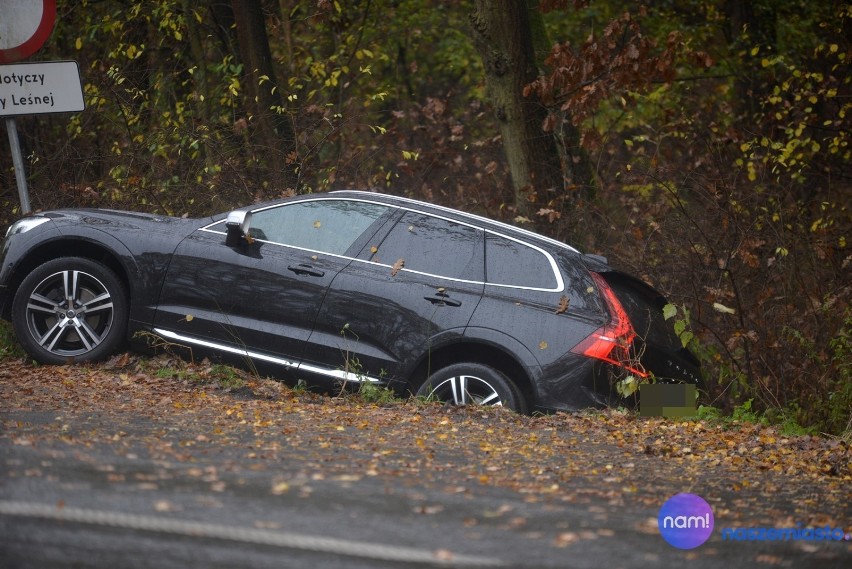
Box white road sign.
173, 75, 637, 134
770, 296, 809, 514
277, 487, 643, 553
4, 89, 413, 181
0, 60, 84, 116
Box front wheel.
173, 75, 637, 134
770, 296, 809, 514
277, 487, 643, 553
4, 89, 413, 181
12, 257, 128, 365
416, 363, 527, 413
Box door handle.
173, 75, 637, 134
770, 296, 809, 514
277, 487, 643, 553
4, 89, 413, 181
288, 264, 325, 277
424, 294, 462, 307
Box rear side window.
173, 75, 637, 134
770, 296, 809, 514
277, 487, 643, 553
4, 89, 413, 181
486, 234, 558, 289
371, 212, 484, 281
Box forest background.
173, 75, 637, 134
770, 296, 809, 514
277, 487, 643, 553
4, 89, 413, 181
1, 0, 849, 436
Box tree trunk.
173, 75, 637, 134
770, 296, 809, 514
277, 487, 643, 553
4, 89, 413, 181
278, 0, 296, 74
469, 0, 563, 222
181, 0, 212, 169
231, 0, 298, 192
527, 2, 596, 202
725, 0, 777, 117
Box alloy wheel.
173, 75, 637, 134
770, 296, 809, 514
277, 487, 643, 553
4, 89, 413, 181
24, 269, 116, 357
425, 374, 503, 406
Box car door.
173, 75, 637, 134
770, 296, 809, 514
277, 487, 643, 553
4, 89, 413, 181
304, 209, 485, 384
152, 198, 393, 368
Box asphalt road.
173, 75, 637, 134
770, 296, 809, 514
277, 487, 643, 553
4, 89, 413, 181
1, 374, 850, 568
0, 418, 647, 569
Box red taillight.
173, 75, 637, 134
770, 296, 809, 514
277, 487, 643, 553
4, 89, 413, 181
571, 273, 648, 377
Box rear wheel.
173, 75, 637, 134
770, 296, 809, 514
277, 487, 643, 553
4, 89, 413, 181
416, 363, 527, 413
12, 257, 128, 365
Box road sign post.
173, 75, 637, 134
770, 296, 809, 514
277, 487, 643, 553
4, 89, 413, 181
5, 117, 30, 214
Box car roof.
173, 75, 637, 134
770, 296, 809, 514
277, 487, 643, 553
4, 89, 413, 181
329, 190, 581, 255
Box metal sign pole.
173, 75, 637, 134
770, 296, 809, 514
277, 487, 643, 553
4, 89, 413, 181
5, 117, 31, 215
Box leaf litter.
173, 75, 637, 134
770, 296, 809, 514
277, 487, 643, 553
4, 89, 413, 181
1, 353, 850, 551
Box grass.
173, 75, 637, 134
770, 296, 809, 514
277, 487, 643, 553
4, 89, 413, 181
156, 361, 246, 390
355, 381, 401, 405
694, 400, 818, 436
0, 321, 25, 360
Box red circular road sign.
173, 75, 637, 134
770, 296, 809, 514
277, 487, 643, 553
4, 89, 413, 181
0, 0, 57, 63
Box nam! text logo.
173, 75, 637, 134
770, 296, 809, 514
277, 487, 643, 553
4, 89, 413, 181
658, 493, 714, 549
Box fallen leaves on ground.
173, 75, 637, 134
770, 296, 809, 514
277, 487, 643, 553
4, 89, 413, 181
1, 353, 850, 535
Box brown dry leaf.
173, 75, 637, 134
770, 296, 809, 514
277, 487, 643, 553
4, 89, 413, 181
555, 295, 570, 314
104, 352, 131, 369
154, 500, 178, 512
414, 504, 444, 515
552, 532, 579, 547
391, 258, 405, 277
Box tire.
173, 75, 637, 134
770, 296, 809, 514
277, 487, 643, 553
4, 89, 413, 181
12, 257, 128, 365
416, 363, 528, 413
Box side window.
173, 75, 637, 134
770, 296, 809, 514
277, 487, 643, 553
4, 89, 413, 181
249, 200, 390, 255
486, 234, 558, 289
372, 212, 484, 281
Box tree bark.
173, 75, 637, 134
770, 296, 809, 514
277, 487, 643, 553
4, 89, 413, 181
724, 0, 777, 116
182, 0, 212, 168
469, 0, 563, 222
231, 0, 298, 192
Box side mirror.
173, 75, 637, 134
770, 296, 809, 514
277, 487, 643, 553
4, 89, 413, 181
225, 210, 252, 247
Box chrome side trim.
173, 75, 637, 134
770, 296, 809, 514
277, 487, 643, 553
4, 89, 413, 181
151, 328, 382, 384
197, 196, 564, 293
298, 362, 382, 384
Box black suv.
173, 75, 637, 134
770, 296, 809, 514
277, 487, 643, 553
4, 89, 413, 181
0, 191, 700, 412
